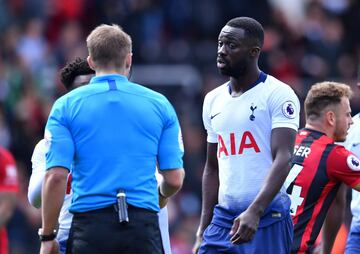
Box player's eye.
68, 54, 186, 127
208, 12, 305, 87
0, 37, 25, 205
229, 43, 236, 49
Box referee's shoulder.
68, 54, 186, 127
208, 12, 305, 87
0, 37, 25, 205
128, 81, 171, 105
54, 85, 97, 106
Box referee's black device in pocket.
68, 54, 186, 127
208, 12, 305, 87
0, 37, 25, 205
116, 189, 129, 224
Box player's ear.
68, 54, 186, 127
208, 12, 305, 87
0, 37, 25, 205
325, 110, 336, 127
87, 56, 96, 71
250, 46, 260, 58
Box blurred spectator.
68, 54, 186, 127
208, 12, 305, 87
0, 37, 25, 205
0, 146, 19, 254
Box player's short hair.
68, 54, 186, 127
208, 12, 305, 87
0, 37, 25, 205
305, 81, 352, 119
60, 58, 95, 90
226, 17, 264, 48
86, 24, 132, 70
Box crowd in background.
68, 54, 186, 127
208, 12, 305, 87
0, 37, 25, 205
0, 0, 358, 253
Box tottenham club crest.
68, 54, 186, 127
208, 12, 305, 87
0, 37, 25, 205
249, 103, 257, 121
347, 155, 360, 171
282, 101, 296, 119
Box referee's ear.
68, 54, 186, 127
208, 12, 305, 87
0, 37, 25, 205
125, 53, 132, 70
87, 56, 96, 71
124, 53, 132, 77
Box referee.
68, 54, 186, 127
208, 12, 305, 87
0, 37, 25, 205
39, 24, 185, 254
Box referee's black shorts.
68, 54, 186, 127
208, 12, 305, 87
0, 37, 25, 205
66, 204, 164, 254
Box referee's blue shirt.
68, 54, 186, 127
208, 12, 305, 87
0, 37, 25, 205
45, 74, 184, 213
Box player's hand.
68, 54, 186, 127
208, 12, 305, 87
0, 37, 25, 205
229, 208, 260, 244
192, 235, 202, 254
40, 240, 59, 254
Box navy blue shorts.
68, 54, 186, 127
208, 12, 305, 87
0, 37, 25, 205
199, 213, 293, 254
346, 219, 360, 254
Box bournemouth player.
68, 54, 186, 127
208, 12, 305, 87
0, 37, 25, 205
285, 81, 360, 253
194, 17, 300, 254
0, 146, 19, 254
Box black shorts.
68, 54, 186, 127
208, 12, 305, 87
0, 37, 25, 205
66, 204, 164, 254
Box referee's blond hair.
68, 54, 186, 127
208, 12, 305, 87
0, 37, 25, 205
87, 24, 132, 70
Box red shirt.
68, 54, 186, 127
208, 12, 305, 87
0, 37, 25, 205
0, 147, 19, 254
288, 129, 360, 253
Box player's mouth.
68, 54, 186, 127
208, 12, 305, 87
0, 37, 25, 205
217, 58, 227, 68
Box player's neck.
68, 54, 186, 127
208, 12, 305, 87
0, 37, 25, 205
229, 69, 261, 95
305, 122, 334, 140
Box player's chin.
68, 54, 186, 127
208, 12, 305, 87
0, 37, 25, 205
336, 135, 346, 143
217, 66, 231, 76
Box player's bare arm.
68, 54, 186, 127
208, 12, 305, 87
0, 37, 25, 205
320, 184, 346, 254
230, 127, 296, 244
193, 143, 219, 254
40, 167, 68, 254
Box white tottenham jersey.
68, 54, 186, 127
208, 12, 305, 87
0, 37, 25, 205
203, 73, 300, 211
28, 139, 73, 230
344, 113, 360, 219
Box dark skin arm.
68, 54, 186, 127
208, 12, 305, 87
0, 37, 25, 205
192, 143, 219, 254
40, 167, 68, 254
230, 127, 297, 244
319, 184, 346, 254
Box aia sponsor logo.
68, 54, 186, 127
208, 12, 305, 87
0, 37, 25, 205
217, 131, 260, 157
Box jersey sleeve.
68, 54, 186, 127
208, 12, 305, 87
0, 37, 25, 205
157, 101, 184, 170
28, 140, 48, 208
0, 147, 19, 193
327, 146, 360, 187
269, 85, 300, 131
45, 98, 74, 171
202, 94, 217, 143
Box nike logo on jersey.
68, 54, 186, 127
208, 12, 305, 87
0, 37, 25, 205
353, 143, 360, 147
210, 112, 221, 119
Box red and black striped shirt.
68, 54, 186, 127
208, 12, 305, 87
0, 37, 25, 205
286, 128, 360, 253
